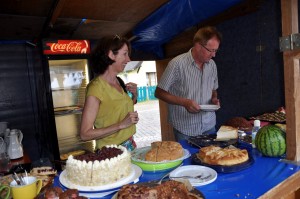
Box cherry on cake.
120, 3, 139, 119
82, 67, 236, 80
65, 145, 131, 186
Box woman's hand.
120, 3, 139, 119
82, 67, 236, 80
119, 111, 139, 129
126, 82, 138, 103
126, 82, 137, 95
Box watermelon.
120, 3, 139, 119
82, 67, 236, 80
255, 125, 286, 157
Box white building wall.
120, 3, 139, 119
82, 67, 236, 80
119, 61, 156, 87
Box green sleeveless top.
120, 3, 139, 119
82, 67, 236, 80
86, 77, 136, 148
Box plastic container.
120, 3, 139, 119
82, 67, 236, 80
131, 147, 190, 172
252, 120, 261, 148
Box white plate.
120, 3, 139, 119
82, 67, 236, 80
169, 165, 217, 186
200, 104, 220, 111
59, 164, 142, 193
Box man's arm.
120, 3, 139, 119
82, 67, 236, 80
155, 87, 184, 105
155, 87, 200, 113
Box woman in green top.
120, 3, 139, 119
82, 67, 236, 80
80, 35, 139, 151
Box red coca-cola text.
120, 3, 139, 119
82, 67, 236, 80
43, 40, 90, 55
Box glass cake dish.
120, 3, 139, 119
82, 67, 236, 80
131, 146, 190, 172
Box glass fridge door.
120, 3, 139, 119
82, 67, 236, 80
49, 59, 95, 157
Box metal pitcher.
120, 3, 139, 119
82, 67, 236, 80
7, 129, 23, 159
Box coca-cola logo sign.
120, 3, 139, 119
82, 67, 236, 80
43, 40, 90, 55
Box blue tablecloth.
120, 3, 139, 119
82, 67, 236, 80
54, 140, 300, 199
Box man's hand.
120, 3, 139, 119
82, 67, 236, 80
211, 98, 220, 106
183, 99, 200, 113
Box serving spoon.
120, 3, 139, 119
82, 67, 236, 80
170, 174, 212, 181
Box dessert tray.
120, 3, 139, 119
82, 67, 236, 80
249, 111, 286, 123
169, 165, 217, 186
191, 153, 254, 173
111, 179, 206, 199
199, 105, 220, 111
131, 146, 190, 172
59, 164, 142, 197
188, 134, 238, 148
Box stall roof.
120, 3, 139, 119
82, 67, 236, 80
131, 0, 243, 58
0, 0, 262, 59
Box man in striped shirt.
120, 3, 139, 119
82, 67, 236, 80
155, 26, 222, 141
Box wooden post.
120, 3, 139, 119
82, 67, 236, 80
155, 59, 175, 141
281, 0, 300, 161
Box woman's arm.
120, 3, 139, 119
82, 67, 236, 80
80, 96, 139, 141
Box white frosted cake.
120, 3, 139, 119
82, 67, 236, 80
65, 145, 131, 186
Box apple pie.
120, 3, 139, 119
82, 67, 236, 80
197, 145, 249, 166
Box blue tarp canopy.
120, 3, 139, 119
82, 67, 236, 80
131, 0, 243, 58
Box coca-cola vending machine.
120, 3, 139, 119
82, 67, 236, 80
43, 40, 95, 161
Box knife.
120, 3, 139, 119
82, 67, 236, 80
187, 139, 202, 148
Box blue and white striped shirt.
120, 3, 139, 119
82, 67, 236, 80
157, 49, 218, 136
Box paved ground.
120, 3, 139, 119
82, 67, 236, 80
133, 100, 162, 148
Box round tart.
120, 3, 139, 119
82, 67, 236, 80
197, 145, 249, 166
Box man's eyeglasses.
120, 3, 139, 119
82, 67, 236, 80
200, 43, 218, 53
